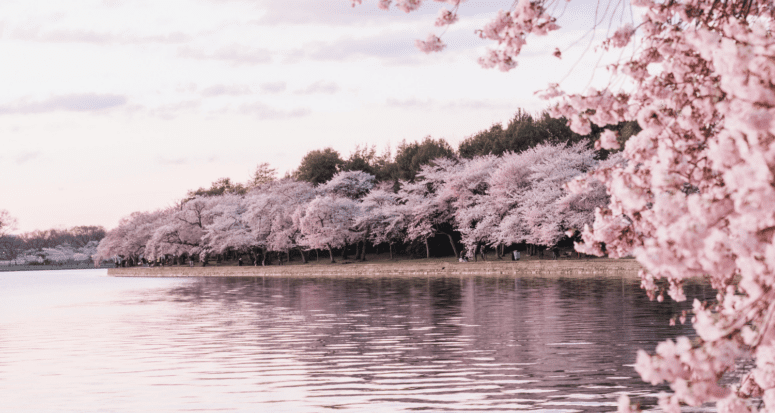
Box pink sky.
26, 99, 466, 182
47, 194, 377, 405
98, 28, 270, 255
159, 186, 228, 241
0, 0, 632, 233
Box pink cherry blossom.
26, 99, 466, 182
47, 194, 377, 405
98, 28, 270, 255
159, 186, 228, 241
435, 8, 458, 26
415, 34, 445, 53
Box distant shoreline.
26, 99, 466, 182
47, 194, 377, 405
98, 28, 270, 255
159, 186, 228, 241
108, 258, 643, 278
0, 263, 113, 272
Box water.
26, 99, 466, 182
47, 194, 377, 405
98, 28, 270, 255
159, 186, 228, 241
0, 269, 711, 412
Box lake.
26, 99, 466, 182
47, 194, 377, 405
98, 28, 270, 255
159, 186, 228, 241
0, 269, 711, 412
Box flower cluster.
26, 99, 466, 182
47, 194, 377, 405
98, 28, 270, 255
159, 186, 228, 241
415, 34, 446, 53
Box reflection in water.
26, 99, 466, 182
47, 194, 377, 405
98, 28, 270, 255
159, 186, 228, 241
0, 270, 712, 412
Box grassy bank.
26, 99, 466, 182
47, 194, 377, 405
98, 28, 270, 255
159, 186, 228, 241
109, 256, 642, 278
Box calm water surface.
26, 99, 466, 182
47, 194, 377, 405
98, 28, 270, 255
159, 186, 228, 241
0, 269, 712, 412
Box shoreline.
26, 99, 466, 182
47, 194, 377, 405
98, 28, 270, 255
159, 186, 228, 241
1, 263, 113, 272
108, 258, 643, 279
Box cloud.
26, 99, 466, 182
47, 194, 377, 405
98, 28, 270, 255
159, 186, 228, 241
295, 28, 484, 65
0, 94, 127, 115
201, 84, 253, 97
295, 81, 339, 95
386, 97, 435, 108
15, 151, 42, 165
254, 0, 438, 26
158, 157, 188, 166
260, 81, 286, 94
238, 102, 311, 120
11, 27, 191, 45
254, 0, 514, 27
147, 100, 201, 119
386, 97, 514, 111
304, 35, 419, 62
178, 45, 272, 65
442, 100, 516, 111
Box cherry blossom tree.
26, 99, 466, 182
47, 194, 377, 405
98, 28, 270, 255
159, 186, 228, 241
517, 141, 598, 247
244, 179, 317, 264
440, 155, 500, 260
246, 179, 317, 265
491, 143, 568, 253
145, 196, 218, 263
321, 171, 377, 259
0, 210, 16, 237
201, 194, 255, 260
356, 186, 409, 259
0, 210, 21, 264
353, 0, 775, 411
297, 194, 362, 263
95, 210, 168, 265
320, 170, 376, 200
399, 158, 462, 258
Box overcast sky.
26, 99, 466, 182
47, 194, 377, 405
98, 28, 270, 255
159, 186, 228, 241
0, 0, 633, 233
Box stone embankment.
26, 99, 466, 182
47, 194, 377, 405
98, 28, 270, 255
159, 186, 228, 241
109, 258, 642, 278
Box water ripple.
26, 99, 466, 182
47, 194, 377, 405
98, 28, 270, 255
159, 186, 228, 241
0, 270, 712, 412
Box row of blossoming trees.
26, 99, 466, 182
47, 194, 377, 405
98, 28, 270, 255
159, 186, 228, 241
95, 141, 614, 266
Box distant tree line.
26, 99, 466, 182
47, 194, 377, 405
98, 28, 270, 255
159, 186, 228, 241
95, 109, 631, 266
0, 225, 106, 265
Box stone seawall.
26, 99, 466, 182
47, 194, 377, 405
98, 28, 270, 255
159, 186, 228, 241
109, 258, 642, 278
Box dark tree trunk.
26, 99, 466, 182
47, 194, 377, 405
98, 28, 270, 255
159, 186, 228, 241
297, 247, 307, 264
250, 248, 258, 266
442, 232, 459, 258
261, 247, 267, 266
480, 244, 487, 261
360, 240, 366, 261
389, 243, 393, 260
425, 238, 430, 259
342, 243, 349, 260
327, 245, 336, 263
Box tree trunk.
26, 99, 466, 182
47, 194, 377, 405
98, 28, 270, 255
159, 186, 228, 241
297, 247, 307, 264
441, 232, 459, 258
316, 249, 319, 261
342, 243, 349, 260
261, 247, 267, 266
472, 244, 478, 262
327, 245, 336, 263
360, 240, 366, 261
425, 238, 430, 259
480, 244, 487, 261
389, 243, 393, 260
